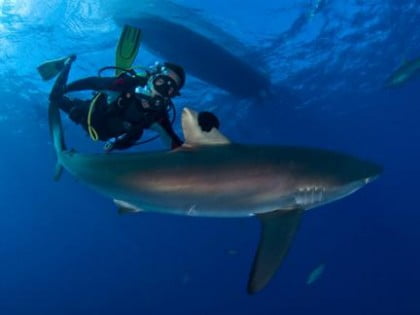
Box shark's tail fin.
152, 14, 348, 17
48, 99, 67, 181
45, 56, 75, 181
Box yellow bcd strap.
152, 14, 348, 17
87, 93, 103, 141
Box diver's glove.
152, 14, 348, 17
104, 133, 129, 153
104, 138, 117, 153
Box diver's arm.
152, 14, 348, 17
104, 125, 144, 151
151, 113, 183, 149
66, 74, 148, 93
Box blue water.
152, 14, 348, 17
1, 0, 419, 314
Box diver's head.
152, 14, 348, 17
148, 62, 185, 98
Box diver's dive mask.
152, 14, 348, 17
148, 66, 181, 98
153, 74, 179, 97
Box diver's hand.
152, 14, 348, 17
104, 138, 116, 153
104, 133, 129, 153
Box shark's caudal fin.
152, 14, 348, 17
48, 98, 67, 181
248, 208, 303, 294
181, 107, 230, 146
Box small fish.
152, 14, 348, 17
385, 57, 420, 88
226, 249, 239, 256
306, 264, 325, 285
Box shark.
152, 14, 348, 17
49, 100, 381, 293
385, 56, 420, 88
109, 0, 272, 99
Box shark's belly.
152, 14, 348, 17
113, 191, 296, 218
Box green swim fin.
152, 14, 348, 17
115, 25, 142, 76
37, 56, 69, 81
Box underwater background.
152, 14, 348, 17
0, 0, 419, 314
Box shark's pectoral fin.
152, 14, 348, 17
248, 208, 303, 294
114, 199, 143, 215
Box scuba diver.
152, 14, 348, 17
46, 55, 184, 152
38, 25, 220, 152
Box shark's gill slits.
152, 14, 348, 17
294, 186, 326, 206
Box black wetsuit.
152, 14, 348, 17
49, 61, 182, 150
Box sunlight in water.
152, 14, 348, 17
0, 0, 33, 18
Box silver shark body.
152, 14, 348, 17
49, 103, 381, 293
60, 143, 379, 218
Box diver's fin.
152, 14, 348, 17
248, 208, 303, 294
37, 56, 69, 81
181, 107, 230, 146
115, 25, 142, 76
114, 199, 143, 215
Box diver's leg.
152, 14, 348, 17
66, 77, 117, 93
49, 54, 77, 103
67, 99, 90, 126
50, 95, 88, 125
48, 55, 88, 123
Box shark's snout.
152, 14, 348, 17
361, 160, 383, 182
333, 155, 383, 185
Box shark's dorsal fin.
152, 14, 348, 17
181, 107, 230, 146
114, 199, 143, 215
248, 208, 303, 294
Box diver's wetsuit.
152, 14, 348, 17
49, 59, 182, 150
